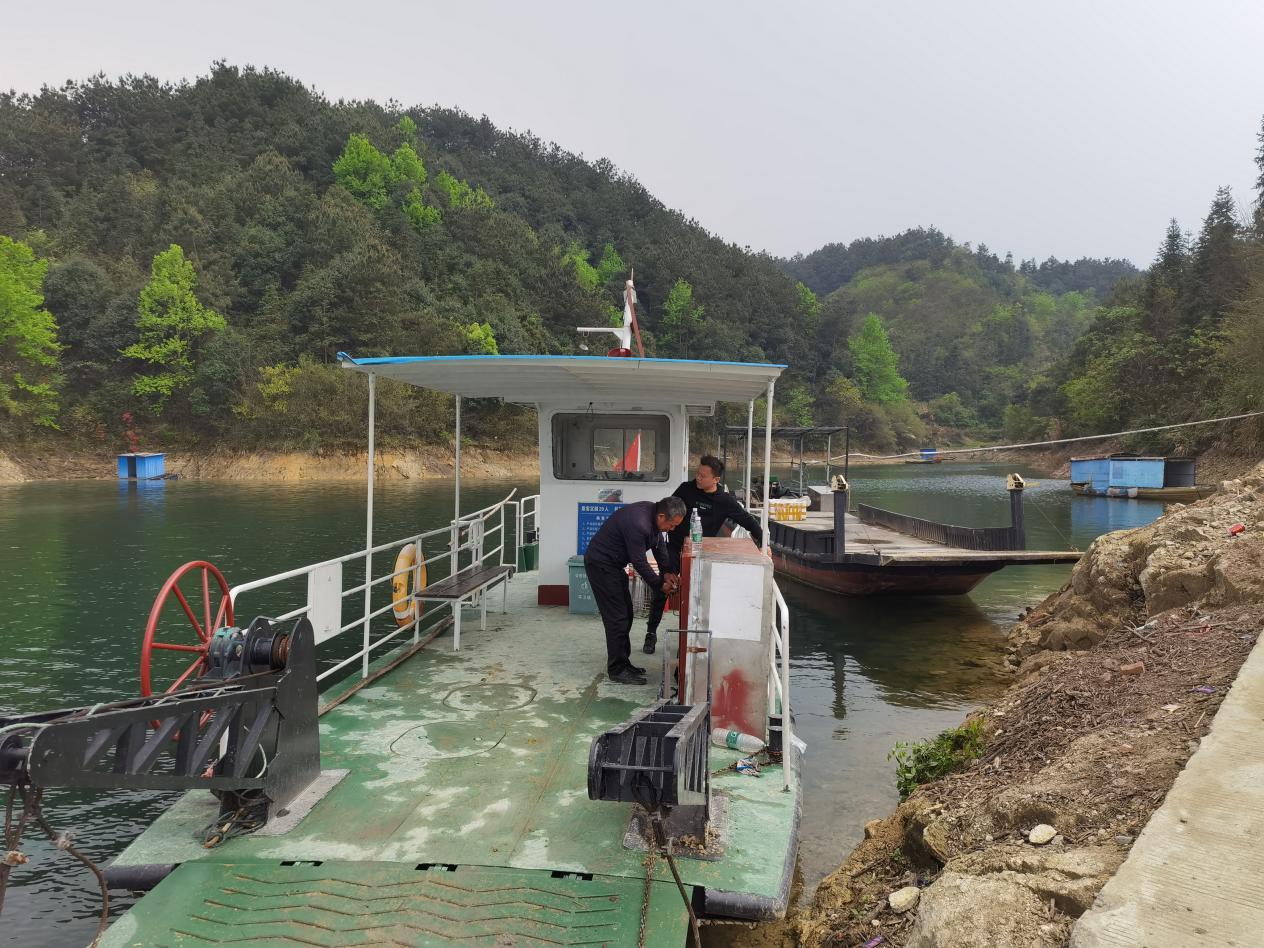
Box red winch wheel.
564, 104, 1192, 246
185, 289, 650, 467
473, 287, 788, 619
140, 560, 234, 697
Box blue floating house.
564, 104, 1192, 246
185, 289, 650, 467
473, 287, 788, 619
1070, 455, 1210, 500
117, 452, 166, 480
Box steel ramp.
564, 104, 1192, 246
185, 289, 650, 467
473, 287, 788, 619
101, 860, 689, 946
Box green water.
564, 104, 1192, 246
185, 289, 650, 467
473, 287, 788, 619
0, 464, 1163, 944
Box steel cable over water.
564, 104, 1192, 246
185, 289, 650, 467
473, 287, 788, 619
833, 410, 1264, 462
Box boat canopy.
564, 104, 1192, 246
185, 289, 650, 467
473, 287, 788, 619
337, 354, 784, 406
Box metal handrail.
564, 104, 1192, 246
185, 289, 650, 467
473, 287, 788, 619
229, 491, 521, 685
771, 581, 792, 791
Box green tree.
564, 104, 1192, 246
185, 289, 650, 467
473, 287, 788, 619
660, 279, 704, 357
122, 244, 226, 411
332, 134, 395, 209
463, 322, 498, 354
796, 281, 821, 321
434, 170, 493, 210
594, 243, 626, 285
1185, 186, 1245, 328
561, 241, 599, 291
390, 143, 427, 189
848, 314, 908, 403
0, 235, 61, 428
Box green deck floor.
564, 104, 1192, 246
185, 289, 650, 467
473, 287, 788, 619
106, 573, 799, 945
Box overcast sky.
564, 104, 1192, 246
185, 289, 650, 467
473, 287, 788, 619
5, 1, 1263, 267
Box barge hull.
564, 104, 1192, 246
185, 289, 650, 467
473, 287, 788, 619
773, 550, 1000, 596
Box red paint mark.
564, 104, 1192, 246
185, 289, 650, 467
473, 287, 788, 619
537, 584, 569, 606
713, 669, 759, 737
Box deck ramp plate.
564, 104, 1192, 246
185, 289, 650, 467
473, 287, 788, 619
101, 860, 689, 947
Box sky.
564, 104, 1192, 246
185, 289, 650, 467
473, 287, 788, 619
4, 1, 1263, 267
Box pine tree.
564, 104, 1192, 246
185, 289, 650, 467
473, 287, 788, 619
1254, 114, 1264, 235
1185, 187, 1246, 328
122, 244, 226, 412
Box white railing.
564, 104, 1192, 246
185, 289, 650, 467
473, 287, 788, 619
770, 580, 792, 790
229, 490, 520, 685
519, 493, 540, 551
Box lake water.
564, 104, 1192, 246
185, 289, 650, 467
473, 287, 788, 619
0, 462, 1164, 944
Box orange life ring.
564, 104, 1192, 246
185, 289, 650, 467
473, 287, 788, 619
391, 543, 427, 626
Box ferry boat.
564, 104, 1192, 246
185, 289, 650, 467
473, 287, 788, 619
0, 310, 801, 945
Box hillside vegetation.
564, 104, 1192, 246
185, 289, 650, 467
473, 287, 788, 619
3, 64, 1258, 460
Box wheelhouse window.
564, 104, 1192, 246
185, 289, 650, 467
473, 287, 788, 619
551, 413, 670, 481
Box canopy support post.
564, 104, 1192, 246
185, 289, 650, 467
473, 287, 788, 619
362, 372, 376, 679
761, 381, 774, 549
744, 400, 754, 503
826, 432, 832, 484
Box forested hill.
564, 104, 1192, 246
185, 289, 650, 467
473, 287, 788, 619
782, 228, 1138, 301
3, 64, 1258, 459
0, 64, 813, 450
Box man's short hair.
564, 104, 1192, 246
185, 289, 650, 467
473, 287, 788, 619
656, 496, 687, 521
699, 454, 725, 477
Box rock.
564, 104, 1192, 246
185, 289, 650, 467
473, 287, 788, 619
864, 818, 884, 839
1209, 536, 1264, 606
889, 885, 921, 913
1118, 662, 1145, 676
1052, 835, 1065, 846
922, 821, 952, 864
1117, 743, 1134, 754
1028, 824, 1057, 845
1140, 562, 1213, 615
906, 871, 1062, 948
1114, 834, 1134, 847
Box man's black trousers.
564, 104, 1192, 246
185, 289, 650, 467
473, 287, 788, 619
584, 558, 634, 674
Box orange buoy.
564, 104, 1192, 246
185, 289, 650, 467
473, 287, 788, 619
391, 543, 427, 626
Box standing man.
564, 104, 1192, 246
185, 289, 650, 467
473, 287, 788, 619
643, 455, 764, 654
584, 497, 686, 684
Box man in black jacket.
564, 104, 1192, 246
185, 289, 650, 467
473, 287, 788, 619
584, 497, 686, 684
642, 455, 764, 654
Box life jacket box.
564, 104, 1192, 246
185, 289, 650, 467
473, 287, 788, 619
683, 537, 773, 740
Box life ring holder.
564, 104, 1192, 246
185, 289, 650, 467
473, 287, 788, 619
391, 543, 428, 627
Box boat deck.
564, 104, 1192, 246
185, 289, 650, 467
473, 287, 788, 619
781, 511, 1081, 565
104, 574, 798, 946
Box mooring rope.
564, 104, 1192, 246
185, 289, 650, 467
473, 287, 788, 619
831, 409, 1264, 463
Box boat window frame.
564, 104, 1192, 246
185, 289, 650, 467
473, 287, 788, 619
550, 411, 671, 482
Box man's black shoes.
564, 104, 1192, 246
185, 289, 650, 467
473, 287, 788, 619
609, 667, 648, 685
642, 633, 657, 654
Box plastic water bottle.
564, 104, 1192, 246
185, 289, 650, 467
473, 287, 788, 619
711, 728, 765, 753
690, 509, 703, 544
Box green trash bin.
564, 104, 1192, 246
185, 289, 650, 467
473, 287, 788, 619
517, 542, 539, 571
567, 556, 598, 615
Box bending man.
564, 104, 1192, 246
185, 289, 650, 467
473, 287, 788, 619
643, 455, 764, 654
584, 497, 686, 684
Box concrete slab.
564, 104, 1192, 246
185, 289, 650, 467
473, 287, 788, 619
1071, 632, 1264, 947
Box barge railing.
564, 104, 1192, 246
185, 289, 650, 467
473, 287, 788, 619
856, 486, 1025, 551
229, 490, 524, 686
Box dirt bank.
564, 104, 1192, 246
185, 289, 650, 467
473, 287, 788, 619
773, 460, 1264, 947
0, 446, 539, 483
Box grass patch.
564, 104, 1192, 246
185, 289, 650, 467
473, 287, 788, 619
888, 719, 985, 800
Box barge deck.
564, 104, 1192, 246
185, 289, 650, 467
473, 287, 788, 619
770, 510, 1081, 596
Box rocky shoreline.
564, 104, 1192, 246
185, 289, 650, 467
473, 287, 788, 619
775, 461, 1264, 947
